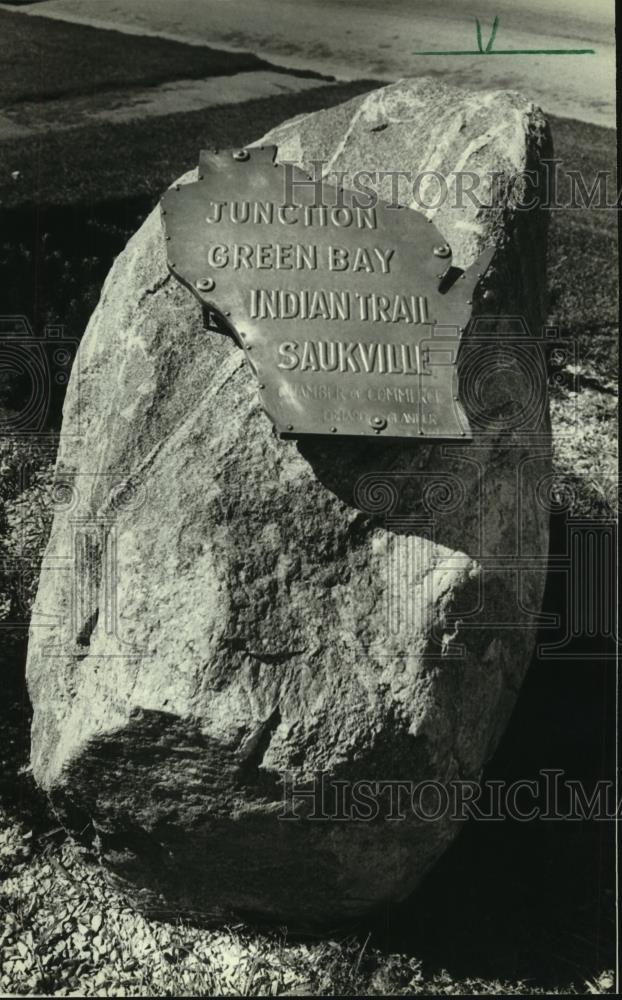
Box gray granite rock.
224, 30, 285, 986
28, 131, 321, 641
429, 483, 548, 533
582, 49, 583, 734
27, 78, 552, 928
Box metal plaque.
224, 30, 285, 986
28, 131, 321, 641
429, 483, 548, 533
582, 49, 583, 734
161, 145, 494, 439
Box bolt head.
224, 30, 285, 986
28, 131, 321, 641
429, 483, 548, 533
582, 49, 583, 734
233, 149, 250, 161
433, 244, 451, 258
196, 278, 214, 292
483, 289, 496, 303
370, 416, 387, 430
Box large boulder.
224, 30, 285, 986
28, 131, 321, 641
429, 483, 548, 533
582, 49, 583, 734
27, 79, 552, 929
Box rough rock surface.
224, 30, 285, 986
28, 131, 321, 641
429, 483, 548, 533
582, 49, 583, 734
27, 79, 552, 928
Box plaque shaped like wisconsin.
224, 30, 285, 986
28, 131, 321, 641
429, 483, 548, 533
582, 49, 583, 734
161, 145, 494, 439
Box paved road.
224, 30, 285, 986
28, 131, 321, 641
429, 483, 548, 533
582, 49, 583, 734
16, 0, 616, 127
0, 71, 330, 140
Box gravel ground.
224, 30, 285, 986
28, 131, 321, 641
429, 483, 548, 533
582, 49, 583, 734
0, 808, 615, 996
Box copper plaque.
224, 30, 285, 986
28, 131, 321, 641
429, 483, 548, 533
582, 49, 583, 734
161, 146, 494, 439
